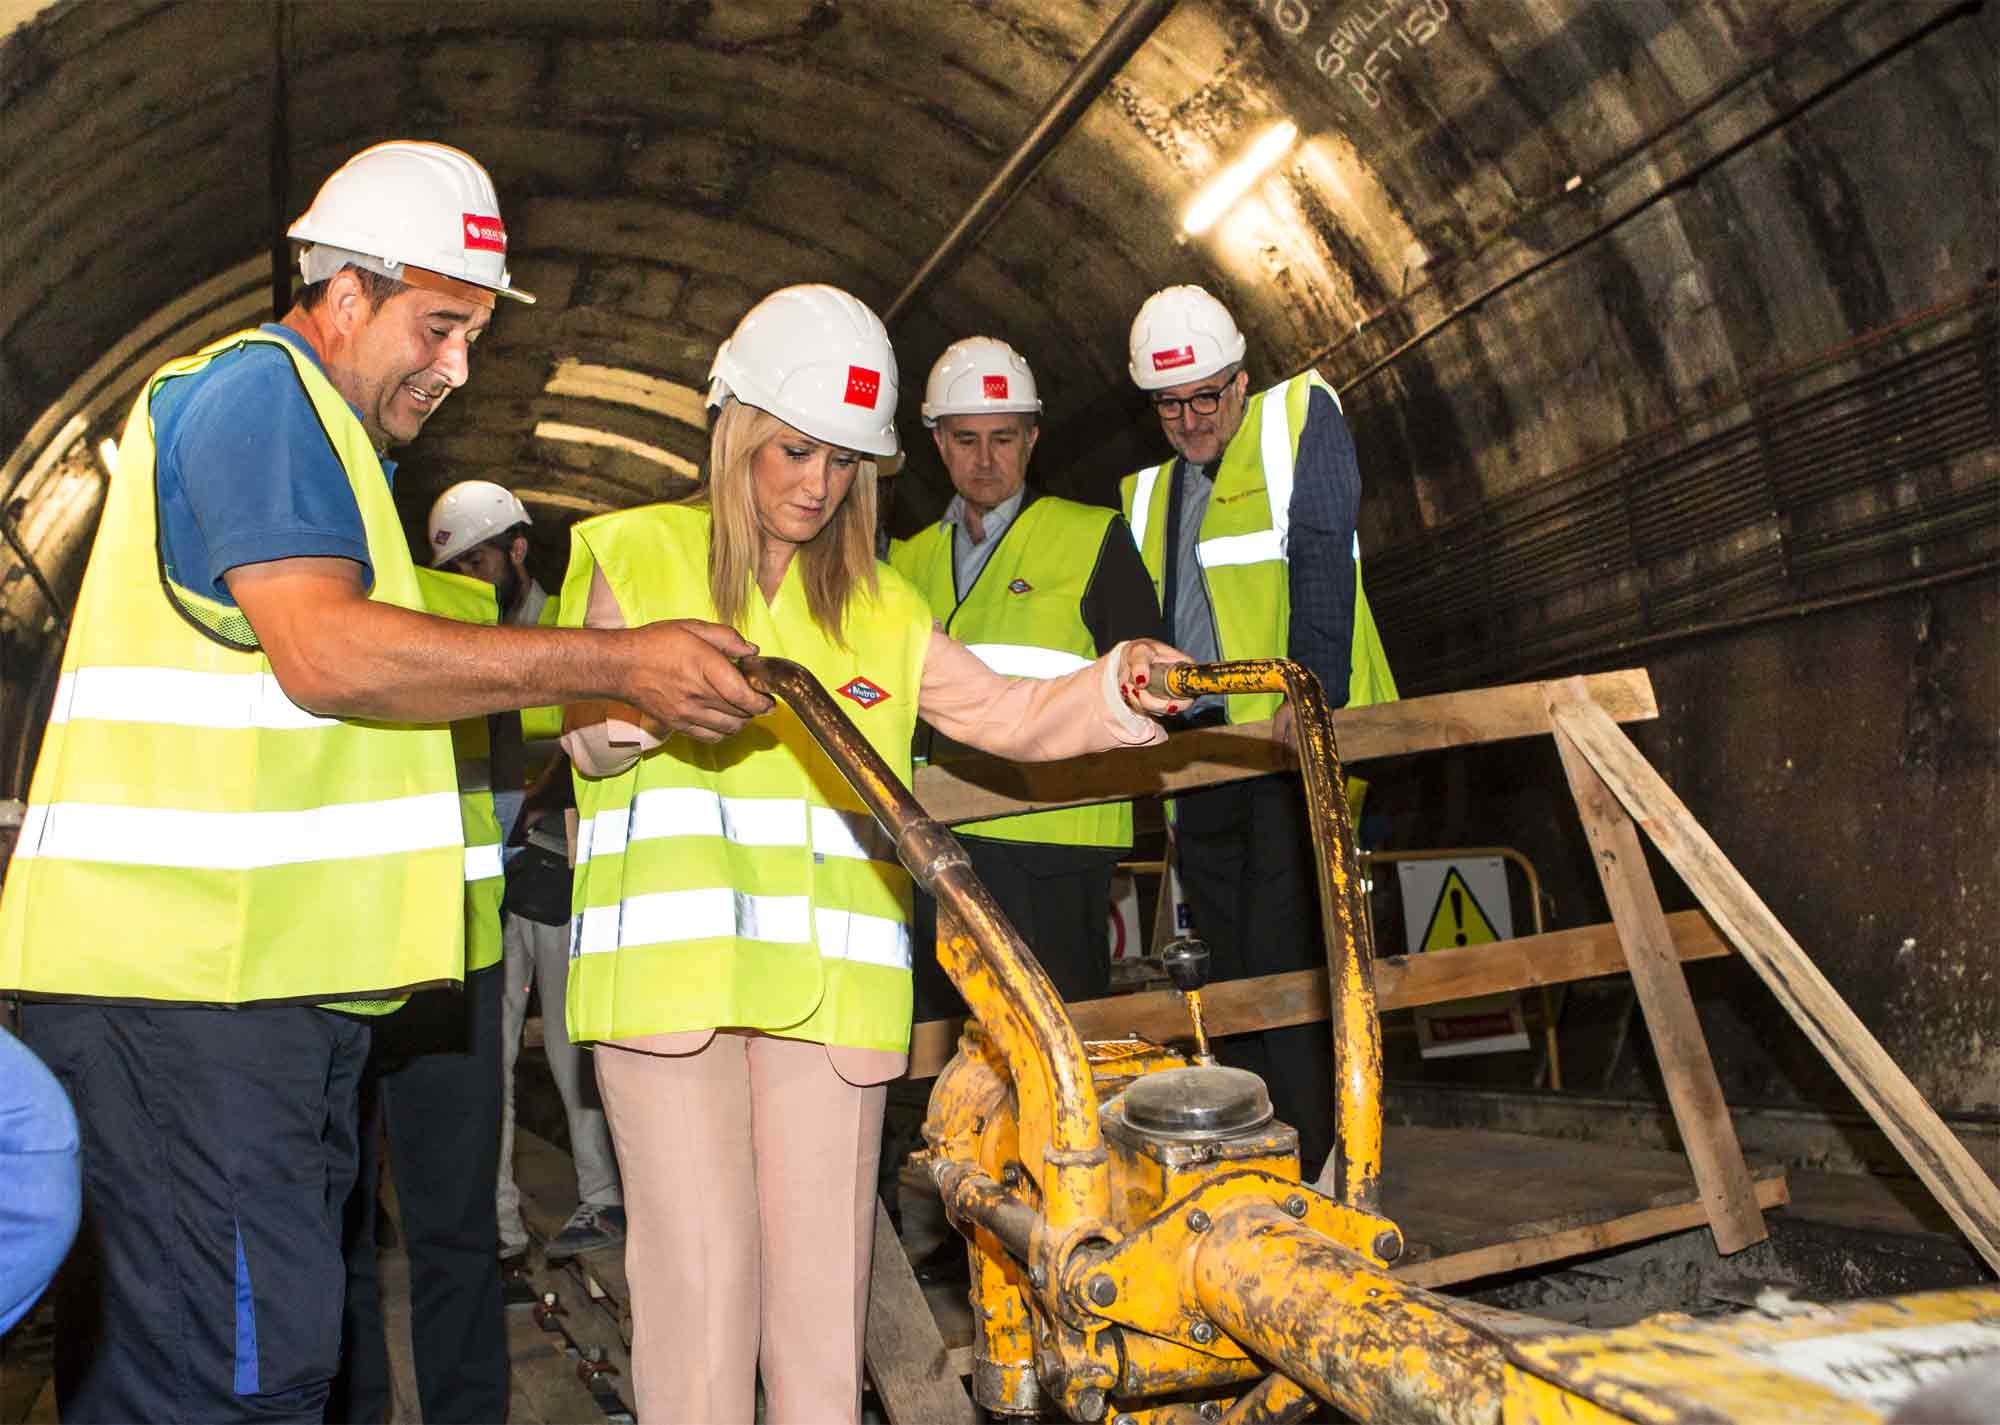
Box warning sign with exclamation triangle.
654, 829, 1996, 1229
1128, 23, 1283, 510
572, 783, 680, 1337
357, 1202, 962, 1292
1419, 868, 1503, 952
1394, 856, 1531, 1059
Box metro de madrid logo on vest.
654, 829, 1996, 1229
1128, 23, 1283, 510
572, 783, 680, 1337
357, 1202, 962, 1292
837, 676, 890, 709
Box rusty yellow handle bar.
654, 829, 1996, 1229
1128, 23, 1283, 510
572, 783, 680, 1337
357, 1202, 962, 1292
1160, 659, 1385, 1214
738, 656, 1110, 1229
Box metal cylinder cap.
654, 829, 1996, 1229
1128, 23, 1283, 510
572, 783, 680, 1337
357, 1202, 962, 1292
1119, 1066, 1274, 1140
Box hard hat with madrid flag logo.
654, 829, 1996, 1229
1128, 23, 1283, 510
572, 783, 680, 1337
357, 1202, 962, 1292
426, 479, 532, 568
707, 284, 903, 472
1127, 284, 1246, 391
920, 336, 1041, 427
288, 140, 536, 309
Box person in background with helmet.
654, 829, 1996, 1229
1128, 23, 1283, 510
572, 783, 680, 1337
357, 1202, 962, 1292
428, 480, 626, 1267
889, 336, 1163, 1010
1120, 283, 1398, 1183
330, 561, 510, 1425
0, 141, 769, 1425
557, 283, 1191, 1423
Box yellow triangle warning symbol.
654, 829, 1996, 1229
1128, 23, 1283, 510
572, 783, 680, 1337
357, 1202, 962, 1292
1420, 868, 1502, 952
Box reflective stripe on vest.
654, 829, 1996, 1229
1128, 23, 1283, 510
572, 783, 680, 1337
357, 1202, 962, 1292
574, 793, 895, 869
557, 503, 929, 1053
574, 894, 907, 970
962, 644, 1093, 679
0, 329, 463, 1009
15, 791, 462, 869
48, 667, 336, 730
465, 842, 504, 882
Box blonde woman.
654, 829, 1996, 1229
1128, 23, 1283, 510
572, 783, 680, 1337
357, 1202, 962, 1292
558, 284, 1186, 1422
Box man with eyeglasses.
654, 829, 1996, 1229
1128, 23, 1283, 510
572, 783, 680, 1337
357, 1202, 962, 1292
1119, 284, 1397, 1182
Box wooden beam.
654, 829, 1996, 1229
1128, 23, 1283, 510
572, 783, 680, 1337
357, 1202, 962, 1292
1548, 689, 2000, 1276
906, 908, 1731, 1079
1551, 690, 1766, 1255
1395, 1173, 1791, 1290
863, 1200, 977, 1423
914, 669, 1658, 826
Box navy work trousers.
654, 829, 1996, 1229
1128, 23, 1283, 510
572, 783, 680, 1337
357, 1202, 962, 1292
1173, 773, 1337, 1180
329, 962, 507, 1424
21, 1000, 368, 1424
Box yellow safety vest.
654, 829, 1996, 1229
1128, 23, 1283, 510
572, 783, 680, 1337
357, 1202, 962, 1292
557, 504, 930, 1053
1120, 371, 1399, 724
888, 496, 1133, 851
413, 567, 506, 974
0, 330, 464, 1008
518, 589, 566, 744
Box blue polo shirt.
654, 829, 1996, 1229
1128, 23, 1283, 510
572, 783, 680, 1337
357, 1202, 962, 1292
152, 323, 390, 606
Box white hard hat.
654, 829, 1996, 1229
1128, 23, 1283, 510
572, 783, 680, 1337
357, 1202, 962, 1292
920, 337, 1041, 427
427, 480, 531, 567
289, 141, 536, 308
1128, 284, 1246, 391
708, 284, 903, 472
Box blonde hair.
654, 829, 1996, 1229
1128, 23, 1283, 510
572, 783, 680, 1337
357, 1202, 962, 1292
693, 399, 880, 642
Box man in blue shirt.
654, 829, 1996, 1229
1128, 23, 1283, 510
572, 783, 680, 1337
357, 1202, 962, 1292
11, 141, 772, 1425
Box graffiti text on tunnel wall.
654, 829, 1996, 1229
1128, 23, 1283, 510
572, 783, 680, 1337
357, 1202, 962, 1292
1253, 0, 1454, 110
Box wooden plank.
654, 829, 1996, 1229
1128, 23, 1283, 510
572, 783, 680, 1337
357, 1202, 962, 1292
864, 1200, 978, 1424
914, 669, 1658, 826
1395, 1175, 1791, 1290
1549, 687, 2000, 1277
1382, 1125, 1788, 1289
906, 908, 1731, 1078
1551, 700, 1767, 1256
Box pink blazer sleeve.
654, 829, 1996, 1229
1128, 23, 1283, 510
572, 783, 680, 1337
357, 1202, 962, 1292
917, 630, 1164, 761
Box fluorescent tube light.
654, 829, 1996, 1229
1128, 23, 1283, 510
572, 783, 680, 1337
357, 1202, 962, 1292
1183, 121, 1299, 236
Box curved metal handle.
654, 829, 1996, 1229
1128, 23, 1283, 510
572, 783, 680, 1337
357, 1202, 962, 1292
1160, 659, 1384, 1213
736, 656, 1108, 1226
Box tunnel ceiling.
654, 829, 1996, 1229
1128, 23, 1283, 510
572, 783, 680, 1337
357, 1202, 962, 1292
1, 0, 1992, 688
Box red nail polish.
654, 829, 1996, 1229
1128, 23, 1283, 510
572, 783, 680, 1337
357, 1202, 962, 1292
1167, 703, 1180, 714
1135, 674, 1148, 686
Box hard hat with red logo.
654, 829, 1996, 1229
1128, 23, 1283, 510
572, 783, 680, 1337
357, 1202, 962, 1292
707, 284, 903, 471
920, 337, 1041, 427
426, 480, 532, 567
1127, 284, 1246, 391
288, 141, 536, 309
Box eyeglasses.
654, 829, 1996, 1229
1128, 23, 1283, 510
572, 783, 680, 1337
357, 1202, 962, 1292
1151, 374, 1238, 420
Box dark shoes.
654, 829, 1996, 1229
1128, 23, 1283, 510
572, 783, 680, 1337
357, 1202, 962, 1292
500, 1251, 538, 1307
546, 1203, 627, 1262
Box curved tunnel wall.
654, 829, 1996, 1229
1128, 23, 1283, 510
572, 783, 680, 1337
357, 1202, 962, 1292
1, 0, 1993, 1115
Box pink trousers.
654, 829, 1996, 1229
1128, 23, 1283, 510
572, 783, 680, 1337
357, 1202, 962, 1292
595, 1033, 887, 1423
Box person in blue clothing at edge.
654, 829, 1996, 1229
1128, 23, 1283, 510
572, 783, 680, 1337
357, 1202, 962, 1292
1119, 284, 1399, 1186
0, 140, 774, 1425
0, 1026, 80, 1336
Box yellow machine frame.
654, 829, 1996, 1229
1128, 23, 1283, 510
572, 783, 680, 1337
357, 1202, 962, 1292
740, 656, 2000, 1424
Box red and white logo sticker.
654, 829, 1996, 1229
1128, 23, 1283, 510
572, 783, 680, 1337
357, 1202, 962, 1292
1007, 578, 1033, 595
843, 365, 881, 408
837, 676, 890, 709
462, 214, 507, 253
982, 374, 1009, 400
1151, 345, 1196, 373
